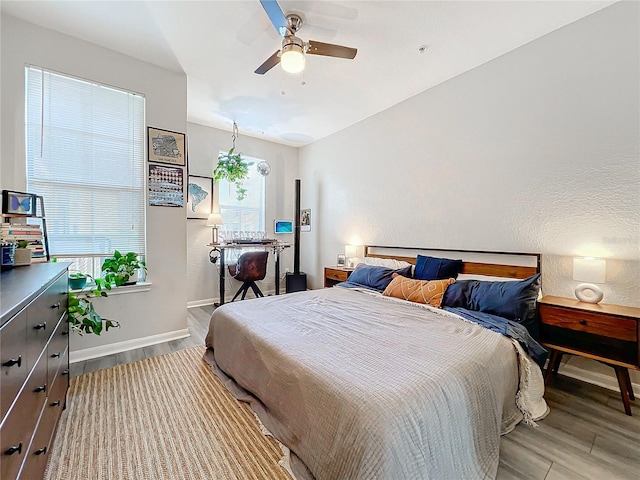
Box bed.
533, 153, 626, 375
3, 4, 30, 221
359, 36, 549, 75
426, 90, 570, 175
204, 247, 549, 480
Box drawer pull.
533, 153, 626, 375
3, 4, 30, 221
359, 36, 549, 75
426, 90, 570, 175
34, 322, 47, 330
34, 447, 47, 455
5, 443, 22, 456
333, 273, 339, 278
3, 355, 22, 368
34, 384, 46, 393
579, 320, 587, 326
61, 330, 69, 336
51, 302, 61, 309
50, 400, 61, 407
62, 369, 70, 376
51, 352, 61, 358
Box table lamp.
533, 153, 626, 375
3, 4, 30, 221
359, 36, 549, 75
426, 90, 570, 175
206, 213, 223, 245
573, 257, 606, 304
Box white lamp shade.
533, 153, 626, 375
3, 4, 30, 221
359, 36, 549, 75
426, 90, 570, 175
206, 213, 223, 226
573, 257, 606, 284
281, 48, 305, 73
345, 245, 357, 259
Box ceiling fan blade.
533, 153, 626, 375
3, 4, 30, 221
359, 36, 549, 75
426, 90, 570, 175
259, 0, 289, 36
255, 50, 281, 75
307, 40, 357, 59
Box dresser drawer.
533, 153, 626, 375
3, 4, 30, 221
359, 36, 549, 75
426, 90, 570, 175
19, 369, 68, 480
1, 308, 28, 419
27, 288, 66, 372
539, 304, 637, 342
47, 315, 69, 387
0, 351, 47, 480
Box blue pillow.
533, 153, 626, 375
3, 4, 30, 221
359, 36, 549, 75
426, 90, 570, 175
340, 264, 412, 292
442, 273, 541, 334
414, 255, 463, 281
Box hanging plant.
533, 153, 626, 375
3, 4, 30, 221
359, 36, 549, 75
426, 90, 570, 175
213, 121, 253, 201
214, 147, 252, 201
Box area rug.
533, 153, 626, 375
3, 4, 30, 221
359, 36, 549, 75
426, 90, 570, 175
45, 346, 291, 480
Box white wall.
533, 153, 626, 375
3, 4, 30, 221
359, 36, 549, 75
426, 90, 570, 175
299, 2, 639, 309
1, 15, 189, 355
186, 122, 299, 305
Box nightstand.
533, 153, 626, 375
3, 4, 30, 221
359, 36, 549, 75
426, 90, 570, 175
538, 295, 640, 415
324, 266, 353, 288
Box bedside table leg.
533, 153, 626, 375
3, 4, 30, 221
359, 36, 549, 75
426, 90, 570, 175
613, 366, 633, 416
544, 350, 563, 385
622, 368, 635, 401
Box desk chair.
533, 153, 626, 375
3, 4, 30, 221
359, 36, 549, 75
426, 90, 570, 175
228, 251, 269, 301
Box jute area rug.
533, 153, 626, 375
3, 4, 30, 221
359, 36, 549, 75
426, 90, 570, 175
45, 346, 292, 480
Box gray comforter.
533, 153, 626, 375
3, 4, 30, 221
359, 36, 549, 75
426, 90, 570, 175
204, 287, 547, 480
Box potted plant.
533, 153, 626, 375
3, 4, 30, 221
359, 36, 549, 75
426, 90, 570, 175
13, 240, 32, 266
101, 250, 147, 286
68, 275, 119, 335
69, 272, 88, 290
214, 148, 253, 201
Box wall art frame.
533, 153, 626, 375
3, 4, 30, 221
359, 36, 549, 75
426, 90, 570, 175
147, 126, 186, 166
187, 175, 213, 219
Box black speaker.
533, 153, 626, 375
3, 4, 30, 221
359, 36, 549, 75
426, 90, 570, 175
286, 272, 307, 293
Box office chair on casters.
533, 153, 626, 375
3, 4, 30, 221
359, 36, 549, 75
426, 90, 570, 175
228, 251, 269, 301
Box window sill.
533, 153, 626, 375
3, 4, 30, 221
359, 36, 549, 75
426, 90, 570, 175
70, 282, 152, 296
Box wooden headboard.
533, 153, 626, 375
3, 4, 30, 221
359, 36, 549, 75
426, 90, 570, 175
364, 246, 540, 279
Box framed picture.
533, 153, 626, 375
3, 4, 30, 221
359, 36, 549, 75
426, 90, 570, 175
2, 190, 36, 216
187, 175, 213, 219
147, 127, 186, 166
148, 164, 184, 207
301, 208, 311, 232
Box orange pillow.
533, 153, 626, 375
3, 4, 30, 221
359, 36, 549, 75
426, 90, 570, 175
382, 276, 455, 308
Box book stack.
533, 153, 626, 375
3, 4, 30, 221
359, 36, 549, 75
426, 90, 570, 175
0, 222, 47, 263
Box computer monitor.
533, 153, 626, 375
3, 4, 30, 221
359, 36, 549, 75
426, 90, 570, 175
274, 220, 293, 234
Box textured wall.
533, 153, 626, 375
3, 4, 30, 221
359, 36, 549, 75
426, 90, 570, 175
299, 2, 639, 308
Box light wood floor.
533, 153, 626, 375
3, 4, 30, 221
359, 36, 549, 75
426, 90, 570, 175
70, 305, 639, 480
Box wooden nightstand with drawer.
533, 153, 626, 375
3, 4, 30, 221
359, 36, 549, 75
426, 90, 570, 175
538, 295, 640, 415
324, 267, 353, 288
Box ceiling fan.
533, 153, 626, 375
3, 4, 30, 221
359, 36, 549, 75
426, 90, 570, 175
255, 0, 358, 75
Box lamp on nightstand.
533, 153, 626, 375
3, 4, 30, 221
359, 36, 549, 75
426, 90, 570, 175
573, 257, 606, 304
206, 212, 223, 245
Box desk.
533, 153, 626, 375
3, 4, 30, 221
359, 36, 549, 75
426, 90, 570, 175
210, 242, 290, 306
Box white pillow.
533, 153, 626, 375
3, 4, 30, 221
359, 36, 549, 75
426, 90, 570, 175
351, 257, 413, 273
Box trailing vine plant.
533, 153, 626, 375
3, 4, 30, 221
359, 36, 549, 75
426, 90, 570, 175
68, 275, 119, 335
213, 122, 253, 201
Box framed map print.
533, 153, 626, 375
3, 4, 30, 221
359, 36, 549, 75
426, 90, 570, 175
147, 127, 186, 166
187, 175, 213, 219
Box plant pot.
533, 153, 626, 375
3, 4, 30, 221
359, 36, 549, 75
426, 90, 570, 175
123, 270, 139, 285
13, 248, 32, 266
69, 276, 87, 290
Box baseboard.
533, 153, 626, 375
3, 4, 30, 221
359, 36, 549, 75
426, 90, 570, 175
559, 363, 640, 394
69, 329, 191, 364
187, 298, 216, 308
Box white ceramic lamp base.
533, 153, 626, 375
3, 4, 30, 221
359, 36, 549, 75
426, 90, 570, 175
575, 283, 604, 304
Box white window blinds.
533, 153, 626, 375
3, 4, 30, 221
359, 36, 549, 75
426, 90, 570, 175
25, 66, 146, 256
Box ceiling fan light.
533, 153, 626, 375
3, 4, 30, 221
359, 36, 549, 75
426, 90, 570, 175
281, 43, 305, 74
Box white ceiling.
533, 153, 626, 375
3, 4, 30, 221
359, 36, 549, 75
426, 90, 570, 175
2, 1, 615, 147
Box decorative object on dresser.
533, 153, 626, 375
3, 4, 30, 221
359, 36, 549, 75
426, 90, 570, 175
572, 257, 606, 303
538, 295, 639, 415
1, 263, 69, 480
324, 266, 353, 287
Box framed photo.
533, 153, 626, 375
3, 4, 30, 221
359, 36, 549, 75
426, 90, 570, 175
187, 175, 213, 219
301, 208, 311, 232
2, 190, 36, 216
148, 164, 184, 207
147, 127, 186, 166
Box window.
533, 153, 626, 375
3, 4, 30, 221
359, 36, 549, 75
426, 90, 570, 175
25, 66, 146, 275
218, 154, 265, 235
